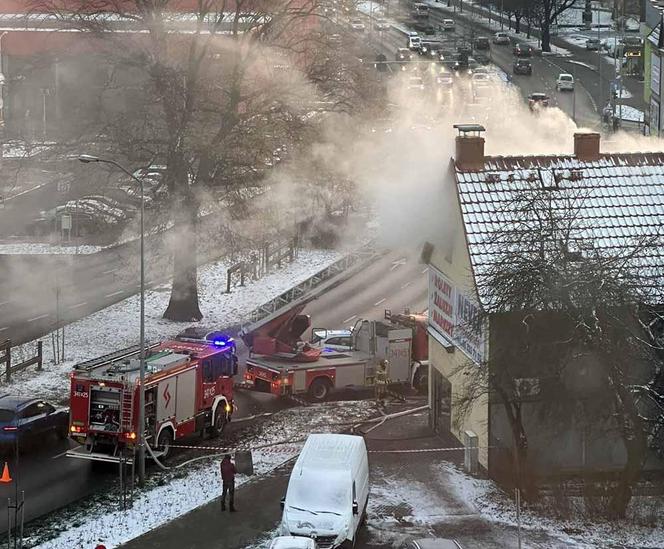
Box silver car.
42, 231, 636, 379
402, 539, 463, 549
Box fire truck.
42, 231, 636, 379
384, 308, 429, 393
241, 303, 427, 401
67, 330, 238, 463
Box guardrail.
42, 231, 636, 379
243, 241, 382, 327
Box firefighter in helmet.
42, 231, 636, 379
375, 359, 389, 407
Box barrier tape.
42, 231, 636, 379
167, 443, 303, 453
369, 446, 494, 454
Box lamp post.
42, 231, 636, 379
0, 32, 8, 127
78, 153, 146, 486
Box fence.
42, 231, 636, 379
226, 237, 298, 294
1, 339, 43, 383
243, 240, 381, 328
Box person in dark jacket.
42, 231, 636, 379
220, 454, 237, 512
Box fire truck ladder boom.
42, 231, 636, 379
73, 342, 161, 372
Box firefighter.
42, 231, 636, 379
220, 454, 237, 512
375, 359, 389, 407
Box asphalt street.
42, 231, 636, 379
3, 248, 427, 534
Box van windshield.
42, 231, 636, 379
288, 471, 350, 515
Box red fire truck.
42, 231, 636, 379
67, 330, 237, 463
384, 308, 429, 393
241, 304, 424, 401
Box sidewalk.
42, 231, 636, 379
119, 399, 578, 549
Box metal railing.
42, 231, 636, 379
242, 241, 383, 329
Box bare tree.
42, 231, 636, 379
532, 0, 578, 52
457, 177, 663, 515
28, 0, 377, 321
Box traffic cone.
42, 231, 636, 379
0, 462, 11, 483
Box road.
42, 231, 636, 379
6, 248, 427, 534
370, 3, 601, 128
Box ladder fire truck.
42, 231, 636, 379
241, 303, 428, 401
67, 330, 238, 463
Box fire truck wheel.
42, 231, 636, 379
158, 429, 174, 459
211, 410, 227, 437
308, 377, 332, 401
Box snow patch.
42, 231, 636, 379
1, 249, 342, 404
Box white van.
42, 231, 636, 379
280, 434, 369, 548
270, 536, 318, 549
407, 32, 421, 51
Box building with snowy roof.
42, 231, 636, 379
426, 126, 664, 481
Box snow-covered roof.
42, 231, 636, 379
454, 153, 664, 306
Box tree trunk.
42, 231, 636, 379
163, 177, 203, 322
497, 388, 538, 502
515, 15, 521, 33
541, 21, 551, 53
608, 383, 647, 518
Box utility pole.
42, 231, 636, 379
597, 3, 603, 113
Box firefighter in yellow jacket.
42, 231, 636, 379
375, 359, 389, 406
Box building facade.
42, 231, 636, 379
428, 126, 664, 479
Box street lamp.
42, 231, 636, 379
78, 153, 147, 487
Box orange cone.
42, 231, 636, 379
0, 462, 11, 483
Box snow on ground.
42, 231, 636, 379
26, 401, 377, 549
4, 248, 342, 404
0, 242, 102, 255
441, 462, 664, 549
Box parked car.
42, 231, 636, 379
528, 92, 550, 110
420, 40, 444, 59
474, 36, 490, 50
436, 72, 454, 89
513, 58, 532, 75
442, 19, 455, 31
0, 397, 68, 453
349, 19, 365, 31
270, 536, 318, 549
375, 18, 390, 31
280, 434, 369, 548
493, 31, 510, 45
513, 43, 532, 57
413, 21, 436, 34
396, 47, 413, 63
311, 329, 353, 351
556, 73, 575, 91
401, 539, 464, 549
585, 38, 601, 50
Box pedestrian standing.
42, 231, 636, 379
375, 359, 389, 407
220, 453, 237, 512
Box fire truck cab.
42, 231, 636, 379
67, 332, 237, 463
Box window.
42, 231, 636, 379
326, 337, 341, 346
339, 337, 352, 347
20, 403, 46, 419
203, 360, 214, 383
37, 401, 55, 415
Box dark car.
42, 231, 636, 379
513, 42, 533, 57
420, 40, 445, 61
0, 397, 68, 452
474, 36, 490, 50
396, 47, 413, 64
513, 58, 532, 75
528, 92, 550, 110
413, 21, 436, 35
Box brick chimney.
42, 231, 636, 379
454, 124, 485, 171
573, 132, 601, 162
